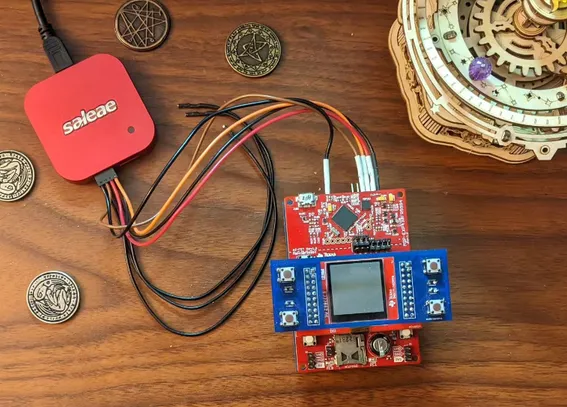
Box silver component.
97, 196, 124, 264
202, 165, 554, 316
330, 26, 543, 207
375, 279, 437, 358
399, 329, 413, 339
427, 299, 446, 316
302, 335, 317, 347
350, 193, 360, 206
443, 30, 458, 40
297, 193, 318, 208
334, 334, 367, 366
276, 267, 295, 283
369, 334, 392, 358
279, 310, 299, 327
304, 267, 320, 326
329, 225, 340, 236
424, 258, 442, 275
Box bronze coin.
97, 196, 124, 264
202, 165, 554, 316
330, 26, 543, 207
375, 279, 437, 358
115, 0, 171, 51
226, 22, 282, 78
0, 150, 35, 202
27, 271, 80, 324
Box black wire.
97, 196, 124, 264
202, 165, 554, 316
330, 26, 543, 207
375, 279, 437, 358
31, 0, 50, 29
115, 99, 336, 238
346, 115, 381, 189
101, 186, 119, 238
130, 123, 275, 303
288, 98, 335, 158
128, 151, 275, 333
114, 100, 274, 237
127, 108, 285, 239
102, 111, 278, 336
100, 100, 378, 336
135, 106, 372, 238
136, 114, 276, 303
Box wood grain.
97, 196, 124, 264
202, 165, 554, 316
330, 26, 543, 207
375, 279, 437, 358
2, 0, 567, 406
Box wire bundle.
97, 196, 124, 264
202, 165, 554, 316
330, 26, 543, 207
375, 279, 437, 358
99, 95, 378, 336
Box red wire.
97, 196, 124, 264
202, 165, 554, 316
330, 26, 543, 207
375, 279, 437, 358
110, 180, 127, 227
113, 109, 370, 246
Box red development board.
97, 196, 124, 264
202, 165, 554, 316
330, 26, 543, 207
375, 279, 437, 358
294, 325, 422, 373
284, 189, 410, 259
283, 189, 421, 373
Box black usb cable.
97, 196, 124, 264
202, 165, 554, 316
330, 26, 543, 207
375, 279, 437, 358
32, 0, 73, 72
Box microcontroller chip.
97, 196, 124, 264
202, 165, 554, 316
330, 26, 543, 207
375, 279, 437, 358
361, 200, 371, 211
332, 205, 358, 231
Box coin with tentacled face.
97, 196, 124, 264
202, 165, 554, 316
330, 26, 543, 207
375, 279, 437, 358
27, 271, 80, 324
226, 22, 282, 78
0, 150, 35, 202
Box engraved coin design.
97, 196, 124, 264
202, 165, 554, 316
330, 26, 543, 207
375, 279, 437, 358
226, 22, 282, 78
0, 150, 35, 202
115, 0, 170, 51
27, 272, 80, 324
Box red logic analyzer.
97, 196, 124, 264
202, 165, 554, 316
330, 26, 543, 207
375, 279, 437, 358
25, 54, 155, 182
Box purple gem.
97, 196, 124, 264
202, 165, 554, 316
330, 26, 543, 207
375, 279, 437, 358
469, 57, 492, 81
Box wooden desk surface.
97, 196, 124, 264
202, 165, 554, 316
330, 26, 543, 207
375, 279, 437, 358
2, 1, 567, 406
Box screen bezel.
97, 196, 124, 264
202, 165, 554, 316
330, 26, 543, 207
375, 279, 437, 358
327, 259, 388, 323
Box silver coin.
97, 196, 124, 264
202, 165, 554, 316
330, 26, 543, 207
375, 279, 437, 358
0, 150, 35, 202
27, 271, 80, 324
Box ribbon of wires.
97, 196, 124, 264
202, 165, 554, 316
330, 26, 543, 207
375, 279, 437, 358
99, 96, 377, 335
107, 97, 377, 244
100, 109, 277, 336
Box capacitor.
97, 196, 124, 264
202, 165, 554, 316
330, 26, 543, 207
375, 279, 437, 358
369, 334, 392, 358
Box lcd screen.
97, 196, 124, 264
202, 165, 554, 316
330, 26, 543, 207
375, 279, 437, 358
327, 259, 388, 323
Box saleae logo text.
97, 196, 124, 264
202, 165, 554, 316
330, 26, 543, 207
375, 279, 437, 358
62, 100, 118, 136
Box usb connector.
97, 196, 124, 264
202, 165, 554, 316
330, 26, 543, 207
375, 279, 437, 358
32, 0, 73, 72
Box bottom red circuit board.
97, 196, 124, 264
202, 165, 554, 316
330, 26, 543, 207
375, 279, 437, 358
294, 325, 422, 373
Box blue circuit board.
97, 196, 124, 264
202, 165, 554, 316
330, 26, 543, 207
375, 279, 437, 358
271, 249, 452, 333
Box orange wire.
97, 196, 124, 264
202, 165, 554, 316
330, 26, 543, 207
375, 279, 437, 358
124, 103, 293, 235
189, 94, 366, 167
108, 97, 367, 233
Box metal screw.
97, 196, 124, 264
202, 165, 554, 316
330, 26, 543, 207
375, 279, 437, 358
541, 146, 550, 154
443, 31, 457, 40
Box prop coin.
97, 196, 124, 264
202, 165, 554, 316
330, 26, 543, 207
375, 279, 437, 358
27, 271, 80, 324
226, 22, 282, 78
0, 150, 35, 202
115, 0, 171, 51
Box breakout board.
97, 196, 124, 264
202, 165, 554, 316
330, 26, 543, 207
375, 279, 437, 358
284, 190, 410, 259
294, 326, 422, 373
271, 250, 452, 333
